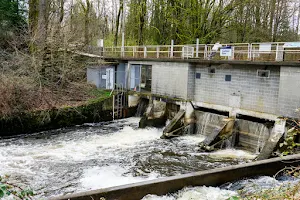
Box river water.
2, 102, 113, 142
143, 175, 300, 200
0, 117, 255, 199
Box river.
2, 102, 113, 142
0, 117, 255, 199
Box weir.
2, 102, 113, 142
86, 56, 300, 158
126, 95, 285, 158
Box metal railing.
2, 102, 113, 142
88, 41, 300, 62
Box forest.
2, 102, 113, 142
0, 0, 300, 115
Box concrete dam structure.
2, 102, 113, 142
42, 48, 300, 199
87, 58, 299, 158
88, 59, 300, 119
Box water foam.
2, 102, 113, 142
207, 149, 256, 160
0, 117, 253, 198
81, 165, 159, 190
142, 186, 237, 200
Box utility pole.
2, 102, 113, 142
121, 0, 125, 57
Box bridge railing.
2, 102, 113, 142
90, 42, 300, 62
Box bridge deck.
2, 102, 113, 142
103, 57, 300, 66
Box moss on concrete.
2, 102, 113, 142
0, 96, 114, 137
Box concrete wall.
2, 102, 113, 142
128, 61, 190, 99
278, 66, 300, 118
87, 68, 100, 88
87, 65, 116, 89
152, 62, 189, 99
187, 65, 195, 100
113, 60, 300, 119
194, 64, 281, 116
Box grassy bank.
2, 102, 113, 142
0, 88, 114, 137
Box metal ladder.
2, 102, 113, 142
111, 84, 124, 120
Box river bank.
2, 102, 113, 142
0, 89, 137, 137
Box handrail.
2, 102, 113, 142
88, 41, 300, 62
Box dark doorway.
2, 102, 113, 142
141, 65, 152, 92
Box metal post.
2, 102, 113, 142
156, 46, 160, 58
170, 40, 174, 58
250, 44, 253, 60
144, 46, 147, 58
204, 44, 208, 59
248, 43, 251, 60
275, 43, 279, 61
112, 95, 115, 121
196, 38, 199, 58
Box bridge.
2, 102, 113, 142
87, 41, 300, 62
87, 40, 300, 122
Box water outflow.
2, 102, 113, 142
135, 99, 149, 117
0, 117, 251, 199
194, 111, 227, 136
236, 119, 271, 153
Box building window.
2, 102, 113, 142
225, 75, 232, 82
257, 70, 270, 78
196, 73, 201, 79
208, 68, 216, 74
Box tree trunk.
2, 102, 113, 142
114, 0, 123, 46
84, 0, 91, 46
28, 0, 39, 37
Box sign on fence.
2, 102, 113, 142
220, 46, 232, 57
283, 42, 300, 48
182, 46, 194, 58
259, 43, 272, 53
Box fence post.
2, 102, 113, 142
121, 46, 125, 58
144, 46, 147, 58
156, 46, 160, 58
133, 47, 135, 58
196, 38, 199, 58
170, 40, 174, 58
248, 43, 252, 60
275, 43, 279, 61
204, 44, 208, 59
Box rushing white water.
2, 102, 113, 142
142, 176, 300, 200
0, 117, 252, 199
142, 186, 238, 200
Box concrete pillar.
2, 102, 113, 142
184, 102, 195, 124
139, 99, 167, 128
256, 119, 286, 160
229, 93, 241, 119
184, 102, 196, 135
128, 95, 140, 108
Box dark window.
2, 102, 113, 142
208, 68, 216, 74
196, 73, 201, 79
225, 75, 232, 82
257, 70, 270, 78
